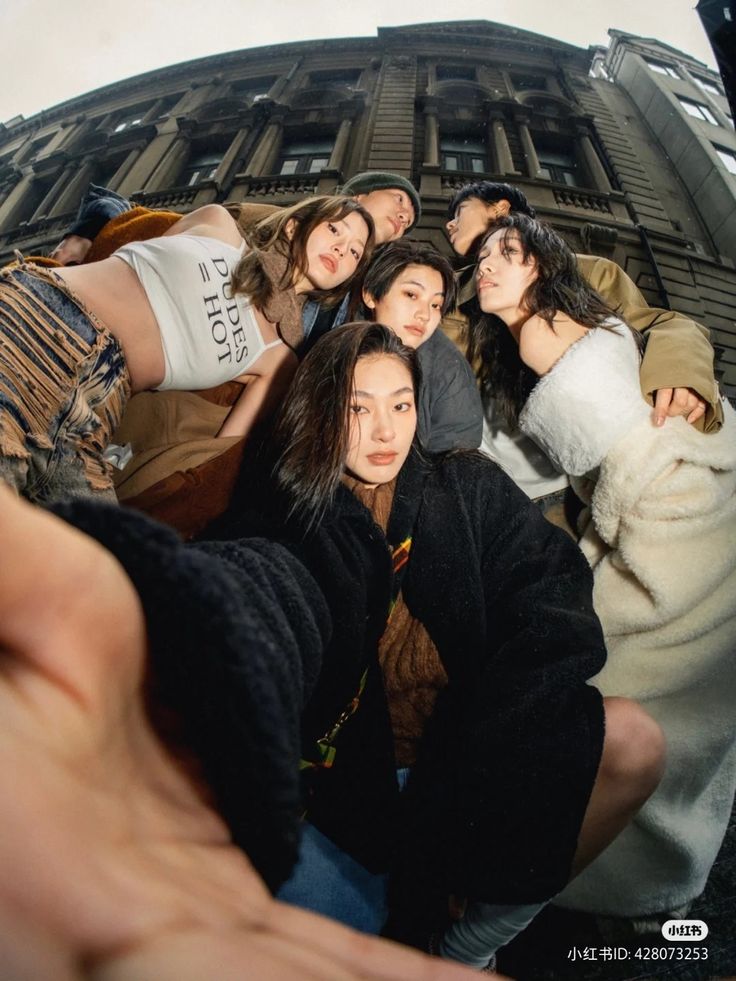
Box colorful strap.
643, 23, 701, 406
300, 534, 413, 770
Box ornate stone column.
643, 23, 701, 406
485, 105, 516, 174
243, 105, 286, 177
46, 156, 98, 218
115, 116, 190, 196
575, 124, 612, 193
514, 111, 541, 179
0, 171, 36, 230
421, 97, 440, 167
213, 123, 252, 188
328, 118, 353, 172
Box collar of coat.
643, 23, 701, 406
519, 318, 650, 476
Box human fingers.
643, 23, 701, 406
265, 900, 486, 979
653, 388, 672, 427
93, 919, 485, 981
686, 400, 706, 425
673, 388, 707, 426
667, 387, 696, 416
0, 483, 144, 707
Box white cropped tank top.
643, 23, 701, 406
115, 234, 282, 390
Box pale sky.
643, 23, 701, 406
1, 0, 717, 126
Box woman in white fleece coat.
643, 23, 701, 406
472, 213, 736, 918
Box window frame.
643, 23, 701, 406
678, 97, 719, 125
646, 61, 680, 79
714, 145, 736, 174
276, 137, 334, 176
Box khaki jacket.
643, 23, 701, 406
445, 254, 723, 433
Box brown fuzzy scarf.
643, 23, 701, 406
249, 247, 306, 351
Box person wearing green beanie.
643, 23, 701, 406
340, 171, 421, 243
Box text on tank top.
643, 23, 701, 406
114, 233, 282, 390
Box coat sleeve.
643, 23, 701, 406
51, 499, 330, 893
418, 332, 483, 452
399, 458, 607, 907
577, 254, 721, 433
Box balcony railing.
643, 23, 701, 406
130, 186, 200, 210
552, 186, 613, 214
234, 173, 321, 198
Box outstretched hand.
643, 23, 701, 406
0, 486, 479, 980
653, 387, 707, 427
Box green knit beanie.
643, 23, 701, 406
340, 171, 421, 231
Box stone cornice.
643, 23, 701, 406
2, 20, 595, 142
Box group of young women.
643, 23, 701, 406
1, 180, 734, 975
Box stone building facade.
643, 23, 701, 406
0, 20, 734, 391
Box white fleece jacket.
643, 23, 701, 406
520, 319, 736, 916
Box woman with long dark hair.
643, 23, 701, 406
0, 195, 373, 504
220, 320, 663, 970
470, 213, 736, 922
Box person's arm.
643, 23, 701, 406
0, 488, 481, 980
397, 459, 607, 907
216, 343, 298, 439
576, 255, 722, 432
162, 203, 244, 249
418, 332, 483, 452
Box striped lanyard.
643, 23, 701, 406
300, 534, 413, 771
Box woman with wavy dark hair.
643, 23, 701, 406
0, 195, 373, 504
220, 320, 663, 970
470, 213, 736, 925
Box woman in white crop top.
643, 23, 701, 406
0, 196, 374, 504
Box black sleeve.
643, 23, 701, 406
468, 469, 605, 901
397, 457, 605, 906
52, 499, 331, 892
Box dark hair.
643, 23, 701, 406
467, 213, 622, 425
447, 181, 536, 221
362, 239, 458, 317
231, 195, 375, 310
271, 322, 420, 530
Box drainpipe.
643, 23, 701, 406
624, 191, 671, 309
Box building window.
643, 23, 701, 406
95, 156, 127, 189
182, 149, 222, 185
437, 64, 476, 82
277, 139, 333, 175
113, 115, 143, 133
678, 97, 719, 124
536, 139, 580, 186
646, 61, 679, 78
232, 76, 277, 102
511, 74, 547, 92
694, 76, 722, 96
714, 145, 736, 174
309, 68, 361, 87
440, 136, 487, 173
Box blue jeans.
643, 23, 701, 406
277, 768, 411, 933
0, 263, 130, 504
276, 822, 390, 933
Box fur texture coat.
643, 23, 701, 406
520, 319, 736, 916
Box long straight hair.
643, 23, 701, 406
270, 322, 420, 531
467, 214, 624, 426
231, 195, 375, 311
